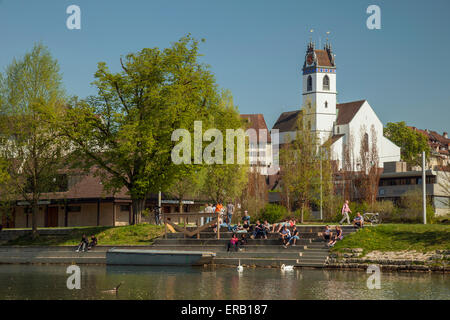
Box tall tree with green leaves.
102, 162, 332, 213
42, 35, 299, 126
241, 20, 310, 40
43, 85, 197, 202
384, 121, 430, 166
201, 91, 248, 204
0, 44, 67, 237
52, 36, 222, 224
280, 112, 323, 223
167, 167, 206, 213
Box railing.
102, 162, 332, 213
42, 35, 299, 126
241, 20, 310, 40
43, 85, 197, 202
162, 212, 221, 239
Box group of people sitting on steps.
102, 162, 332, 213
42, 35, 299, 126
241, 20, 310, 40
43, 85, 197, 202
225, 215, 302, 251
225, 214, 353, 251
322, 225, 344, 247
75, 234, 98, 252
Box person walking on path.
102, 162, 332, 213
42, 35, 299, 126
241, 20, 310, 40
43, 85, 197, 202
339, 200, 351, 225
154, 205, 161, 225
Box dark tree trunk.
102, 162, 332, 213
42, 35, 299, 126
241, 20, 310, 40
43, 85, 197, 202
131, 198, 145, 225
31, 197, 39, 239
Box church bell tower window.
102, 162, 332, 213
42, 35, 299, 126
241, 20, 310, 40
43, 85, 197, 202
323, 75, 330, 91
307, 76, 312, 92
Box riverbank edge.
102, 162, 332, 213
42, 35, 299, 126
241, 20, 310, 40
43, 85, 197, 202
324, 262, 449, 273
0, 245, 449, 273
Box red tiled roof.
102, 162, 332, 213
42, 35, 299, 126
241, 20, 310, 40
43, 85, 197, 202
240, 114, 271, 143
39, 171, 130, 201
336, 100, 366, 125
315, 49, 333, 67
272, 110, 302, 132
409, 126, 450, 156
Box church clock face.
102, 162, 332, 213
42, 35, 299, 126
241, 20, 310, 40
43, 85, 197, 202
306, 53, 314, 66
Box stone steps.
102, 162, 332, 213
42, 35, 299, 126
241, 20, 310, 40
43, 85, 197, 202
152, 229, 334, 268
144, 244, 328, 252
215, 251, 328, 259
165, 231, 353, 239
153, 238, 324, 246
184, 225, 355, 233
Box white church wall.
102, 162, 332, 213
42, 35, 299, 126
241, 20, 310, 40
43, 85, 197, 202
380, 136, 401, 165
330, 137, 344, 169
347, 101, 383, 167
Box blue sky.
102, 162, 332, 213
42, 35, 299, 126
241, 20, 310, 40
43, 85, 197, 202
1, 0, 449, 133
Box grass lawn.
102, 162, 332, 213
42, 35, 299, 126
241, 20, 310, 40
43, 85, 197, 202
4, 224, 165, 246
332, 224, 450, 254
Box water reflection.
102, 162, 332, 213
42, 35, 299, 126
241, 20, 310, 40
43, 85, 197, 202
0, 265, 448, 300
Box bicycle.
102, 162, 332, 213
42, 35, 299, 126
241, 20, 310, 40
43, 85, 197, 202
363, 212, 382, 226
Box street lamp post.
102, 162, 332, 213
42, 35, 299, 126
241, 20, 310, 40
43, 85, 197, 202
320, 148, 323, 221
422, 151, 427, 224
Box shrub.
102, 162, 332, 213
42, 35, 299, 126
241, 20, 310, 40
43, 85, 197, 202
258, 204, 288, 223
293, 207, 312, 222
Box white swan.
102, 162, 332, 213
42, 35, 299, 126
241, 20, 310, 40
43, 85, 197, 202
281, 264, 294, 271
237, 260, 243, 272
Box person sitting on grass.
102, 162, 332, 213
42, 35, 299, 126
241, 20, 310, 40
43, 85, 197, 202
76, 234, 89, 252
323, 225, 333, 246
280, 225, 291, 246
251, 220, 267, 239
284, 226, 300, 247
227, 233, 239, 252
329, 226, 343, 247
353, 212, 364, 229
88, 235, 98, 250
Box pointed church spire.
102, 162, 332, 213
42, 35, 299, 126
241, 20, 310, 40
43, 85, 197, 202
308, 29, 315, 51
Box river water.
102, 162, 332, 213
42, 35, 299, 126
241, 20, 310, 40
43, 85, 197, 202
0, 265, 448, 300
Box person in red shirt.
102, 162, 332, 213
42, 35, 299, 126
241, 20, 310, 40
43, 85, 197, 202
227, 233, 239, 252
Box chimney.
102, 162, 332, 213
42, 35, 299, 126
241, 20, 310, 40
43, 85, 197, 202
444, 132, 448, 139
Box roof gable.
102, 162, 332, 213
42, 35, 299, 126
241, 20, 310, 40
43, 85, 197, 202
314, 49, 333, 67
336, 100, 366, 125
240, 114, 271, 143
272, 110, 302, 132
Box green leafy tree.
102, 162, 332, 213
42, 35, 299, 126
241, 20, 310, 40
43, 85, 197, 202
167, 167, 206, 213
201, 91, 248, 204
384, 121, 430, 166
0, 44, 67, 237
52, 36, 221, 224
280, 112, 323, 223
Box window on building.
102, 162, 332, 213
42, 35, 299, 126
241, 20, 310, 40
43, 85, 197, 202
337, 126, 340, 134
67, 206, 81, 212
120, 205, 131, 212
307, 76, 312, 91
323, 75, 330, 91
325, 101, 328, 108
363, 133, 369, 153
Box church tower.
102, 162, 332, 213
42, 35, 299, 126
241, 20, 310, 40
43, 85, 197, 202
302, 40, 337, 143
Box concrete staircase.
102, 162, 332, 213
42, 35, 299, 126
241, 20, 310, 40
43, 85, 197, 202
152, 226, 356, 268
